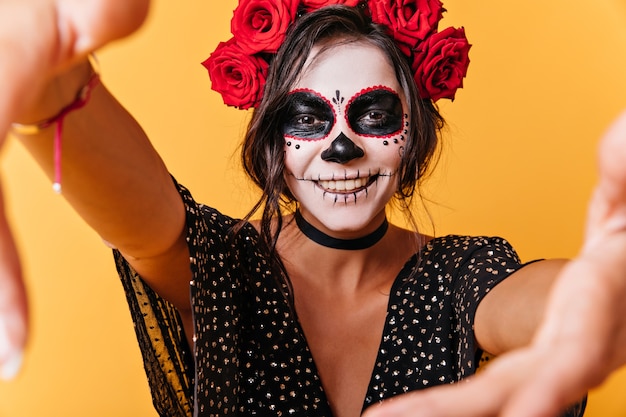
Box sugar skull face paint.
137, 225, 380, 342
283, 86, 404, 140
283, 41, 409, 236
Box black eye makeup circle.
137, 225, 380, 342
345, 87, 404, 137
282, 90, 335, 140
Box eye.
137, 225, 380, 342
296, 115, 321, 126
284, 113, 331, 138
282, 91, 335, 140
359, 111, 388, 126
346, 89, 403, 137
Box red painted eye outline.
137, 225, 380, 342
344, 85, 405, 139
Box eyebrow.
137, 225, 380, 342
346, 86, 401, 107
286, 89, 334, 111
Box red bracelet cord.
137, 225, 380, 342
49, 72, 101, 193
11, 67, 101, 194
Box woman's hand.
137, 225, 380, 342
363, 111, 626, 417
0, 0, 150, 123
0, 0, 149, 380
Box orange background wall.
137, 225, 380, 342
2, 0, 626, 415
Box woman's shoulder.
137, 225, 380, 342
424, 234, 518, 256
412, 234, 523, 278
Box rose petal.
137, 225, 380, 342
231, 0, 300, 54
301, 0, 362, 9
368, 0, 444, 46
203, 38, 269, 109
411, 26, 471, 101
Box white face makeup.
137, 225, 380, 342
282, 41, 409, 237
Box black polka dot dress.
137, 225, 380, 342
114, 182, 586, 417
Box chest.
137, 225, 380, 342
192, 260, 467, 417
292, 270, 468, 416
190, 233, 492, 416
293, 287, 390, 417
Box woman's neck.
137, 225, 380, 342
277, 217, 422, 294
294, 209, 389, 251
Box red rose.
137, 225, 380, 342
411, 27, 471, 101
368, 0, 444, 55
301, 0, 362, 9
202, 38, 269, 110
231, 0, 300, 55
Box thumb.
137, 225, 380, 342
56, 0, 151, 61
597, 110, 626, 204
0, 185, 28, 381
584, 110, 626, 247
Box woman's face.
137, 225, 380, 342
283, 40, 408, 237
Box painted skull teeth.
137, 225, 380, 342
317, 176, 376, 193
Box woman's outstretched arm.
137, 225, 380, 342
363, 110, 626, 417
0, 0, 195, 379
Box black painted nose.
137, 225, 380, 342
320, 133, 365, 164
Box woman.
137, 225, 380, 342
1, 1, 626, 417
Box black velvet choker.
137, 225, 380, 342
294, 210, 388, 250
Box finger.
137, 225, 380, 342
0, 184, 28, 381
597, 109, 626, 204
363, 382, 499, 417
585, 110, 626, 242
363, 357, 522, 417
57, 0, 151, 58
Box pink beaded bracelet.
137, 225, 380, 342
11, 56, 101, 194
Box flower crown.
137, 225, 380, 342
203, 0, 471, 110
